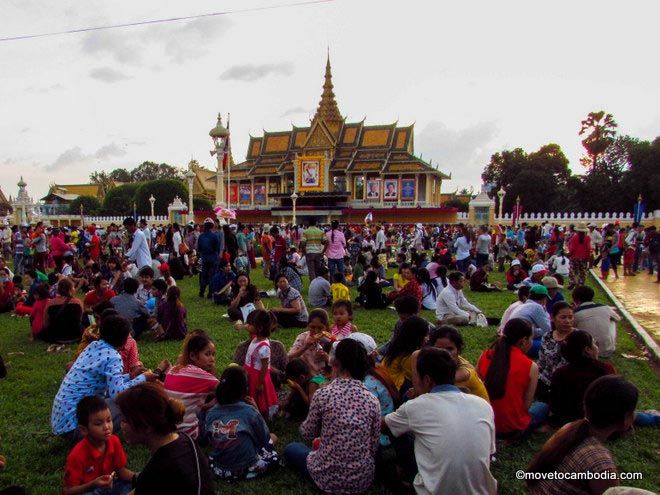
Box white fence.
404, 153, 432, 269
457, 211, 658, 225
36, 214, 169, 226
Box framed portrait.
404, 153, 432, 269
366, 179, 381, 199
301, 160, 320, 187
254, 184, 266, 202
383, 179, 398, 200
401, 179, 415, 200
239, 184, 251, 203
228, 184, 239, 205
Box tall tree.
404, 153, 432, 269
68, 196, 101, 216
134, 179, 188, 216
102, 183, 141, 216
89, 171, 113, 195
130, 161, 184, 182
109, 168, 131, 183
579, 111, 618, 168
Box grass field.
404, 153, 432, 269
0, 268, 658, 494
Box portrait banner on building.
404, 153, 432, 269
383, 179, 398, 200
401, 179, 415, 200
239, 184, 252, 203
296, 155, 326, 192
366, 179, 381, 200
228, 184, 239, 205
254, 184, 266, 203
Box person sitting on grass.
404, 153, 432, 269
469, 263, 502, 292
308, 265, 331, 307
227, 273, 264, 322
28, 283, 50, 340
115, 383, 215, 494
282, 358, 327, 421
284, 339, 381, 495
210, 260, 236, 305
527, 376, 638, 495
384, 347, 497, 495
51, 315, 158, 442
542, 275, 565, 313
110, 278, 149, 339
205, 365, 279, 481
550, 330, 615, 425
420, 325, 489, 401
416, 267, 439, 310
498, 285, 531, 335
276, 256, 303, 293
509, 285, 552, 358
357, 270, 388, 309
477, 318, 548, 439
145, 278, 167, 316
379, 315, 430, 396
164, 330, 218, 440
136, 266, 154, 305
82, 275, 116, 315
435, 271, 483, 326
287, 309, 331, 376
271, 273, 309, 329
330, 300, 357, 340
154, 286, 188, 341
330, 272, 350, 302
40, 278, 84, 344
536, 301, 575, 401
572, 285, 621, 359
387, 263, 422, 304
63, 395, 135, 495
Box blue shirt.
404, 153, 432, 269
210, 270, 236, 293
197, 230, 220, 263
364, 374, 395, 447
51, 340, 145, 435
510, 300, 552, 339
205, 401, 271, 471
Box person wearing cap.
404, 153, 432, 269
196, 218, 221, 299
568, 223, 591, 289
506, 259, 527, 291
520, 264, 547, 288
509, 285, 551, 358
542, 276, 565, 313
435, 272, 483, 326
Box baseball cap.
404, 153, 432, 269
530, 264, 547, 275
511, 259, 521, 267
530, 285, 549, 298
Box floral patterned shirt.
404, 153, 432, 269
538, 331, 568, 386
300, 378, 381, 494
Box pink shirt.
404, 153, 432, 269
331, 322, 352, 339
118, 336, 141, 373
324, 230, 346, 259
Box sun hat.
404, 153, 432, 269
575, 223, 589, 233
541, 276, 563, 290
530, 285, 549, 298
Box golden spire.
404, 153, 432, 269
313, 53, 342, 124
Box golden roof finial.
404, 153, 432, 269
313, 51, 342, 124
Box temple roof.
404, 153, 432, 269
232, 56, 448, 180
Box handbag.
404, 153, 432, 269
178, 241, 190, 255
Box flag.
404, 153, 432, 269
364, 212, 373, 224
633, 200, 645, 223
512, 202, 523, 227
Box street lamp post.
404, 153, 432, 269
185, 168, 196, 224
290, 191, 299, 226
149, 195, 156, 221
515, 195, 521, 228
497, 186, 506, 221
209, 113, 229, 208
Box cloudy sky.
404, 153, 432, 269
1, 0, 659, 201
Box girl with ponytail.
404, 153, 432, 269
528, 375, 638, 494
477, 318, 548, 438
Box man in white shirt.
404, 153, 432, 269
139, 218, 151, 250
384, 347, 497, 495
572, 285, 620, 358
123, 217, 151, 269
375, 225, 387, 252
435, 271, 482, 325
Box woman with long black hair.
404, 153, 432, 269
477, 318, 548, 439
323, 220, 346, 280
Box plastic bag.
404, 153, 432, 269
475, 313, 488, 328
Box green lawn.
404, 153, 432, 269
0, 269, 658, 494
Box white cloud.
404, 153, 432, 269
416, 121, 499, 190
220, 62, 294, 82
89, 66, 133, 83
95, 142, 127, 159
45, 147, 91, 171
280, 106, 311, 117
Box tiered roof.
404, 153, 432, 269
228, 56, 449, 180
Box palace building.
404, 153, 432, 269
196, 56, 457, 225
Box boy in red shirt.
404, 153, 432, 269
63, 396, 134, 495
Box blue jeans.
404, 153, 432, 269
13, 254, 24, 275
457, 258, 470, 274
328, 258, 345, 280
528, 401, 550, 430
527, 338, 542, 359
476, 253, 489, 268
634, 411, 659, 427
284, 442, 311, 479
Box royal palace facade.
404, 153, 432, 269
192, 57, 457, 225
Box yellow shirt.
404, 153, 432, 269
393, 273, 409, 290
456, 356, 489, 402
380, 354, 413, 390
330, 282, 350, 302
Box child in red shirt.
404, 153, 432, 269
623, 245, 635, 276
63, 396, 134, 495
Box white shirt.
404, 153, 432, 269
172, 231, 182, 254
125, 229, 151, 269
476, 234, 491, 255
573, 302, 620, 358
551, 255, 570, 276
454, 236, 471, 261
376, 229, 387, 251
142, 226, 152, 248
436, 284, 480, 321
385, 388, 497, 495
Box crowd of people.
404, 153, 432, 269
0, 216, 658, 495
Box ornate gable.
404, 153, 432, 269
303, 120, 336, 150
